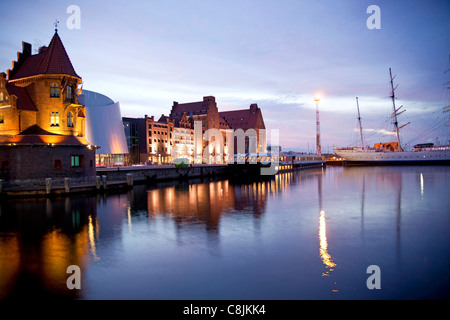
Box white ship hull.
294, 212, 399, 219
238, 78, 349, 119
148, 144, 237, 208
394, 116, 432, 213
334, 146, 450, 165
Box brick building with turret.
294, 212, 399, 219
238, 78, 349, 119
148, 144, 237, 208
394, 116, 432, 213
0, 29, 95, 186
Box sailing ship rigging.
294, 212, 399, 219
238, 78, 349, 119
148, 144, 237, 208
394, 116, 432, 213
334, 68, 450, 164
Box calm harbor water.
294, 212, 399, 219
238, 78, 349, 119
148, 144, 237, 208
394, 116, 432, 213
0, 165, 449, 300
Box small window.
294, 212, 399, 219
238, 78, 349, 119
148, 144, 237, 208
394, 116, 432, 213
67, 112, 73, 127
0, 92, 3, 103
54, 159, 62, 169
51, 111, 59, 126
1, 160, 9, 170
0, 114, 3, 124
50, 84, 60, 98
71, 155, 82, 167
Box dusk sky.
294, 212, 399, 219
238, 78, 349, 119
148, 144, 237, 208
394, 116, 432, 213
1, 0, 449, 152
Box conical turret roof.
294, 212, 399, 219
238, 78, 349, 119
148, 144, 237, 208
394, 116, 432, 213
9, 31, 81, 80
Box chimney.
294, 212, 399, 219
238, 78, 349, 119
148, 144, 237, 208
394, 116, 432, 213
22, 42, 32, 57
250, 104, 258, 113
204, 96, 215, 102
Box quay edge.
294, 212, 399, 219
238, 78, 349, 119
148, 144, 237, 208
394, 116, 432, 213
0, 159, 326, 198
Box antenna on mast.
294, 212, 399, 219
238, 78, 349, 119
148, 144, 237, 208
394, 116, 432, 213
54, 19, 60, 32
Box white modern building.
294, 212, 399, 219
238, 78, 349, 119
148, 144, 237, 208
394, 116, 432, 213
79, 90, 128, 166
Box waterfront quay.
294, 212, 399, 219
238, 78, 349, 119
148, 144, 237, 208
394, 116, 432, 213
0, 156, 326, 198
0, 164, 227, 198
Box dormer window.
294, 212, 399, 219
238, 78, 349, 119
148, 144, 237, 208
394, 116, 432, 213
50, 84, 60, 98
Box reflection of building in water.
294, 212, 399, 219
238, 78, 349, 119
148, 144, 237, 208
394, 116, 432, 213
0, 196, 97, 299
145, 177, 302, 230
145, 171, 321, 231
147, 180, 237, 230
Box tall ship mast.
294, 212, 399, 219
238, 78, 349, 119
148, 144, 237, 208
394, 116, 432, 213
389, 68, 410, 151
356, 97, 364, 149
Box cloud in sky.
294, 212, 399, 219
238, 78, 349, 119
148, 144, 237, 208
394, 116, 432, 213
1, 0, 449, 151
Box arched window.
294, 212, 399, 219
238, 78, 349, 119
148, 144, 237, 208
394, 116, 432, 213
51, 111, 59, 126
67, 112, 73, 127
50, 84, 59, 98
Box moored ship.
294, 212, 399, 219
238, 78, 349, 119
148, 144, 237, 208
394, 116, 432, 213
334, 68, 450, 165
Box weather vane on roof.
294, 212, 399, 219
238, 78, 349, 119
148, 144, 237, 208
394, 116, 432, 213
54, 19, 60, 32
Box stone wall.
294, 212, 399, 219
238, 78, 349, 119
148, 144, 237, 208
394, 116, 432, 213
0, 144, 96, 186
97, 165, 228, 183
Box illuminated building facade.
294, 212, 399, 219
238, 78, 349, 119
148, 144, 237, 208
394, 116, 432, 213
219, 103, 267, 155
123, 96, 267, 165
171, 113, 194, 161
123, 114, 174, 164
0, 30, 95, 185
169, 96, 266, 162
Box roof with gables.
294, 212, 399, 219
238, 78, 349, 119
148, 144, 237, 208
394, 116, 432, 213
5, 84, 37, 111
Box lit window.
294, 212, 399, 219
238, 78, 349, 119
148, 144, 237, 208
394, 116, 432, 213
67, 112, 73, 127
51, 111, 59, 126
50, 84, 60, 98
71, 155, 82, 167
0, 92, 3, 102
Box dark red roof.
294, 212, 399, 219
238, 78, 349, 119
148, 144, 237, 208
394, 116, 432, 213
157, 114, 171, 124
10, 31, 80, 80
6, 84, 37, 111
219, 104, 265, 130
171, 101, 207, 116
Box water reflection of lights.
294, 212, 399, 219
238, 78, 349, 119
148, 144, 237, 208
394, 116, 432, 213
420, 173, 424, 196
319, 209, 336, 276
88, 215, 100, 260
